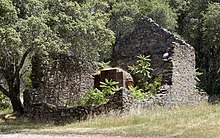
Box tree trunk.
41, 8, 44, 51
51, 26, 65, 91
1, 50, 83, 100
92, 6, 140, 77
9, 93, 24, 115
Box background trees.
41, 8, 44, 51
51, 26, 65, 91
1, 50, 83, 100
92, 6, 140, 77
0, 0, 63, 114
0, 0, 115, 113
108, 0, 177, 45
167, 0, 220, 94
45, 0, 115, 61
201, 3, 220, 94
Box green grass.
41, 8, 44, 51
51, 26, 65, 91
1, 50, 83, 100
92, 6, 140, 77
1, 103, 220, 137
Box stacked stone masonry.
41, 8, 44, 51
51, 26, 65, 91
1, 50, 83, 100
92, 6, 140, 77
30, 54, 94, 107
111, 17, 207, 106
24, 88, 132, 122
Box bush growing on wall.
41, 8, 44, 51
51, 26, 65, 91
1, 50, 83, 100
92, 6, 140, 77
80, 88, 107, 106
148, 75, 162, 95
128, 55, 153, 91
100, 79, 119, 96
80, 79, 119, 106
128, 86, 145, 100
128, 55, 162, 100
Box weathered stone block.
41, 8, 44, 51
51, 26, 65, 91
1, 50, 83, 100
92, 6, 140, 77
94, 68, 133, 90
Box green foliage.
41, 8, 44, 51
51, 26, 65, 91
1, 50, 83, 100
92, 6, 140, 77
80, 88, 107, 106
139, 0, 177, 31
23, 68, 32, 89
81, 79, 119, 106
128, 55, 162, 99
0, 0, 17, 24
203, 3, 220, 47
148, 75, 162, 95
100, 79, 119, 95
108, 1, 139, 39
96, 61, 111, 70
200, 3, 220, 94
128, 86, 145, 100
45, 0, 115, 61
195, 68, 203, 82
128, 75, 162, 100
108, 0, 177, 40
0, 92, 10, 110
128, 55, 153, 91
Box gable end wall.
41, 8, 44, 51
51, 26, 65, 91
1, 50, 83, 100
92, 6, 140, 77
111, 17, 196, 95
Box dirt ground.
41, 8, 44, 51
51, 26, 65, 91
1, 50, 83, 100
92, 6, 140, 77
0, 133, 127, 138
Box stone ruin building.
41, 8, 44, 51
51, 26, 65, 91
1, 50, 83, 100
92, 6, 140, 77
23, 17, 207, 122
111, 17, 207, 108
24, 54, 134, 122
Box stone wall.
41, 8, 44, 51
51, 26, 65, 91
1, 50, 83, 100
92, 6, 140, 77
132, 87, 208, 109
24, 86, 207, 122
111, 17, 175, 85
28, 54, 94, 107
111, 17, 205, 105
24, 88, 133, 122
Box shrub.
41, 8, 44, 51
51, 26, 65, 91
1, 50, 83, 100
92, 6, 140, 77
128, 86, 145, 100
147, 75, 162, 95
128, 55, 153, 92
81, 79, 119, 106
96, 61, 111, 70
0, 92, 11, 110
100, 78, 119, 95
128, 55, 162, 99
80, 88, 108, 106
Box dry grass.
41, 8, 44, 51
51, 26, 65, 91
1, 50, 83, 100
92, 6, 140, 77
1, 103, 220, 137
67, 103, 220, 137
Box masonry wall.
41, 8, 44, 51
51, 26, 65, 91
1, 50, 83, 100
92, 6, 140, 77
111, 17, 196, 95
28, 54, 94, 107
167, 42, 198, 105
24, 86, 207, 123
111, 17, 175, 85
24, 88, 133, 122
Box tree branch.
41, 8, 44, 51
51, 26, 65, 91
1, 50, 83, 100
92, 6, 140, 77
14, 48, 33, 94
17, 48, 33, 73
0, 85, 9, 97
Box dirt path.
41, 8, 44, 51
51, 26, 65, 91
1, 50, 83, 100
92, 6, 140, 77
0, 133, 125, 138
0, 133, 172, 138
